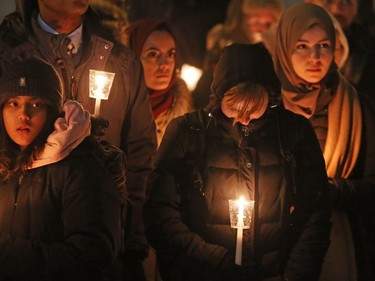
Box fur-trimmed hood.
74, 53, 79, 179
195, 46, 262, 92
154, 77, 194, 146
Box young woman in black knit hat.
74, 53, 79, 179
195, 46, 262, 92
0, 57, 123, 281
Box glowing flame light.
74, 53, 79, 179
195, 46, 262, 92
89, 69, 115, 115
228, 196, 255, 265
180, 64, 203, 91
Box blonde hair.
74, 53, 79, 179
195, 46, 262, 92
223, 81, 269, 125
242, 0, 284, 20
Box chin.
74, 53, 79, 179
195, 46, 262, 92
307, 78, 323, 84
303, 73, 325, 84
151, 82, 170, 91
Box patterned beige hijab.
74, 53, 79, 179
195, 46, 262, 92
274, 3, 362, 178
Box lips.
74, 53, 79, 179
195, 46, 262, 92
156, 73, 170, 79
16, 124, 31, 134
306, 68, 321, 72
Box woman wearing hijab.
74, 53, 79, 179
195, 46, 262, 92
273, 3, 375, 280
126, 19, 194, 147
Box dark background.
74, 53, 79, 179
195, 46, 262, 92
123, 0, 231, 68
1, 0, 374, 69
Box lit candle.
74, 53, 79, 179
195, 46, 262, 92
89, 69, 115, 115
180, 64, 203, 91
94, 74, 106, 115
228, 197, 254, 266
235, 196, 245, 265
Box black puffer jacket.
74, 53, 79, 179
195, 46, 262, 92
0, 1, 156, 256
0, 141, 123, 281
145, 106, 331, 281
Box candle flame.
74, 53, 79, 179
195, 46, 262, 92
180, 64, 203, 91
237, 196, 245, 207
95, 74, 106, 98
89, 69, 116, 101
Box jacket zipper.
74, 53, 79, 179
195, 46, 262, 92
9, 174, 23, 233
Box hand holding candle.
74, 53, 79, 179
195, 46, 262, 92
228, 197, 255, 265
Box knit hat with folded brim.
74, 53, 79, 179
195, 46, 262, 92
0, 57, 63, 113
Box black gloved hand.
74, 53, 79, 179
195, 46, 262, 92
328, 177, 357, 209
122, 255, 146, 281
217, 252, 253, 281
327, 178, 339, 206
90, 114, 109, 137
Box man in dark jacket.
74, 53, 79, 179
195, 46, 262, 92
306, 0, 375, 99
0, 1, 157, 280
145, 44, 331, 281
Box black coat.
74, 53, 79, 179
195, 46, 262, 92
145, 106, 331, 281
0, 141, 123, 281
342, 22, 375, 99
0, 4, 157, 256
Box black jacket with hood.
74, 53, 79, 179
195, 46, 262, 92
0, 0, 157, 257
145, 44, 331, 281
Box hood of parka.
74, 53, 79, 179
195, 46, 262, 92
210, 43, 281, 107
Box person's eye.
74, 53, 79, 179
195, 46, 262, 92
296, 43, 307, 50
31, 100, 46, 109
8, 101, 18, 107
168, 50, 176, 59
146, 50, 159, 59
5, 99, 18, 108
320, 42, 331, 49
341, 0, 351, 6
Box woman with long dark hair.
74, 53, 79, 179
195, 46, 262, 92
0, 57, 122, 281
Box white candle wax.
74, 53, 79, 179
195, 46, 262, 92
235, 227, 243, 265
92, 73, 106, 115
94, 98, 101, 115
235, 197, 245, 265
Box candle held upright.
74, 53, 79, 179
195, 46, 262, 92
89, 69, 115, 115
228, 197, 255, 265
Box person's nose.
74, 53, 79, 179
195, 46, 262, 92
159, 55, 172, 70
239, 115, 251, 126
18, 105, 31, 120
310, 45, 321, 61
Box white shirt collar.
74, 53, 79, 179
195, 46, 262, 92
37, 13, 83, 54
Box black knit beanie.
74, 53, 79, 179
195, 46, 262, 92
211, 43, 280, 104
0, 57, 63, 113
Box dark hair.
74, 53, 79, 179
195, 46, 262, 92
0, 102, 59, 180
153, 22, 176, 41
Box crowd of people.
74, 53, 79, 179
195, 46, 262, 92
0, 0, 373, 281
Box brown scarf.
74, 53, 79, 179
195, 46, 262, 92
274, 3, 361, 178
